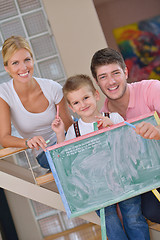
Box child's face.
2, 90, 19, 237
67, 85, 100, 120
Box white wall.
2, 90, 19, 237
5, 190, 42, 240
42, 0, 107, 108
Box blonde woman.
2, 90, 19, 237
0, 35, 73, 169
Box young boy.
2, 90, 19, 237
52, 74, 123, 142
52, 74, 150, 240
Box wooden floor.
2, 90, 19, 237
148, 220, 160, 232
44, 222, 102, 240
43, 221, 160, 240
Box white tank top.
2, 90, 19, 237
0, 77, 63, 156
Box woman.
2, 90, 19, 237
0, 35, 73, 169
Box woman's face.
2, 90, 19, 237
5, 48, 34, 83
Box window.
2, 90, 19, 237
0, 0, 66, 85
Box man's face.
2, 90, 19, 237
95, 63, 128, 100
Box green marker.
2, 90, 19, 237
46, 139, 50, 144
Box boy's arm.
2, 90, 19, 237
51, 117, 65, 143
56, 132, 65, 143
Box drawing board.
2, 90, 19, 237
46, 112, 160, 218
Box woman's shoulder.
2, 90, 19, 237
34, 77, 63, 103
0, 79, 13, 93
0, 79, 12, 87
35, 77, 62, 88
0, 80, 13, 103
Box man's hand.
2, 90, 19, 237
135, 122, 160, 140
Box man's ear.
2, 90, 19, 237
124, 67, 128, 79
94, 78, 99, 86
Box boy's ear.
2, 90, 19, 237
95, 90, 100, 101
68, 104, 76, 113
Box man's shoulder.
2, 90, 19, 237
128, 80, 160, 103
129, 79, 160, 87
128, 79, 160, 91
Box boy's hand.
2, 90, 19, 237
52, 117, 65, 143
135, 122, 160, 140
96, 116, 113, 128
52, 117, 65, 134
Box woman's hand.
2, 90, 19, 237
26, 136, 47, 151
135, 122, 160, 140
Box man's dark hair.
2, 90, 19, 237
90, 48, 126, 81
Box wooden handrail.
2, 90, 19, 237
0, 147, 26, 159
0, 147, 55, 185
35, 172, 54, 185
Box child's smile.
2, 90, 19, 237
67, 85, 100, 122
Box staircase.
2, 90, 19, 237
0, 147, 100, 226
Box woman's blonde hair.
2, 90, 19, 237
2, 35, 33, 66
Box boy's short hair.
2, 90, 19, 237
90, 48, 126, 81
63, 74, 96, 104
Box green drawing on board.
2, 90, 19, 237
46, 113, 160, 218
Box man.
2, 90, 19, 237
90, 47, 160, 223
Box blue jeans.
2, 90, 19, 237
36, 151, 50, 169
96, 196, 150, 240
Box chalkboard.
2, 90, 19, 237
46, 112, 160, 218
